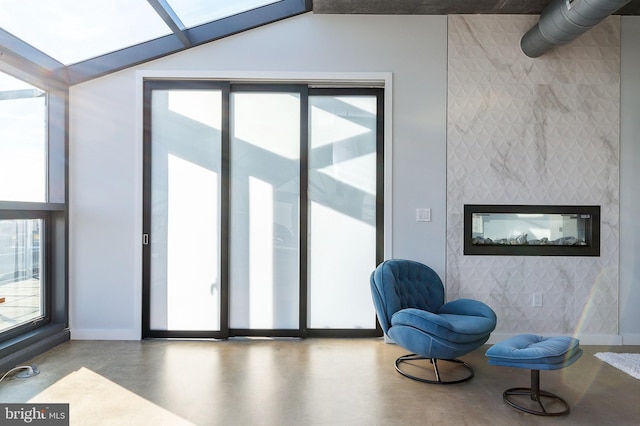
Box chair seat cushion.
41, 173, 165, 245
391, 307, 496, 344
485, 334, 582, 370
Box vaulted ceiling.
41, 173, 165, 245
2, 0, 639, 88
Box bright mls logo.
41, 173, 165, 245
1, 404, 68, 425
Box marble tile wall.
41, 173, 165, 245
447, 16, 620, 338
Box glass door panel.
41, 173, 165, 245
308, 95, 378, 329
149, 89, 222, 332
230, 91, 301, 330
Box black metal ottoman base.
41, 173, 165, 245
503, 370, 570, 416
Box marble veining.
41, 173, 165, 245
447, 15, 620, 337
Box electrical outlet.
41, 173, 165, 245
15, 365, 39, 378
532, 293, 543, 307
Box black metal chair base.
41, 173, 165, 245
394, 354, 474, 384
502, 370, 570, 416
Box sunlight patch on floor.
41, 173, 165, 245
28, 367, 193, 425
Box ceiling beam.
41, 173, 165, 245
146, 0, 192, 47
0, 28, 69, 89
0, 88, 45, 100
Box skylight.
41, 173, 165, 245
0, 0, 171, 65
167, 0, 282, 28
0, 0, 310, 84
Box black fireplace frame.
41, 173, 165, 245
463, 204, 600, 256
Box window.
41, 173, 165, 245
0, 216, 45, 334
0, 72, 46, 202
0, 0, 170, 65
0, 69, 67, 356
0, 0, 311, 84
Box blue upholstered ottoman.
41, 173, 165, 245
485, 334, 582, 416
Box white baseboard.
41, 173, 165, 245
621, 334, 640, 345
70, 328, 140, 340
564, 334, 622, 345
68, 330, 640, 345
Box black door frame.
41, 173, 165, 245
142, 81, 384, 339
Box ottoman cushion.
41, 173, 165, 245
486, 334, 582, 370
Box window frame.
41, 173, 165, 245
0, 65, 68, 371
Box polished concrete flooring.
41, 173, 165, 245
0, 338, 639, 425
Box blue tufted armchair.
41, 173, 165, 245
370, 259, 497, 384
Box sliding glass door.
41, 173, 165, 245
143, 82, 383, 338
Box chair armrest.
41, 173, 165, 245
391, 308, 453, 331
439, 299, 497, 322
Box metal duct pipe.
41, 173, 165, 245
521, 0, 631, 58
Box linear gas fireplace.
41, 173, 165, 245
464, 205, 600, 256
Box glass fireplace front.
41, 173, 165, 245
463, 205, 600, 256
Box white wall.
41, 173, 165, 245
70, 71, 141, 339
69, 12, 640, 343
619, 16, 640, 345
69, 14, 448, 339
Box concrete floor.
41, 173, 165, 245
0, 339, 638, 425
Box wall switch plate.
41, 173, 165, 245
416, 208, 431, 222
532, 293, 543, 307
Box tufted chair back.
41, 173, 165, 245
370, 259, 445, 334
